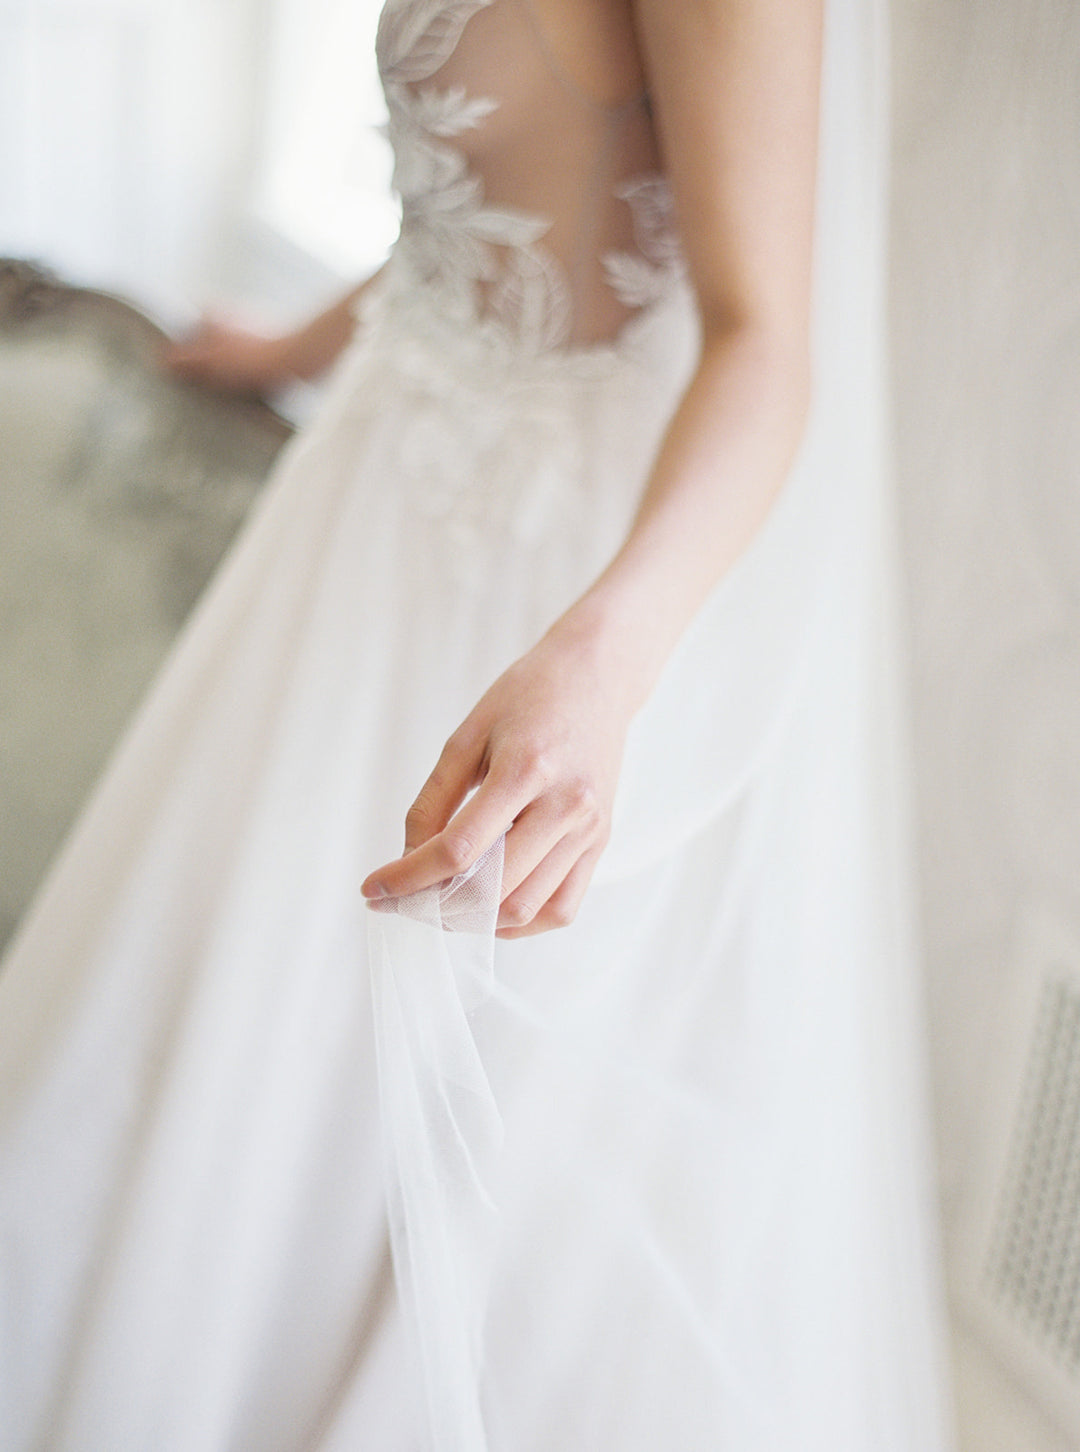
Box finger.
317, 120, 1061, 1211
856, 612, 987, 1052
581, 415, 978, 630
159, 339, 220, 377
496, 844, 602, 939
402, 729, 483, 853
496, 832, 583, 930
363, 753, 536, 900
159, 340, 201, 371
498, 802, 573, 901
499, 774, 603, 899
162, 314, 217, 352
180, 313, 224, 345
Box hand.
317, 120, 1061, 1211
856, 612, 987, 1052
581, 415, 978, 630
361, 619, 636, 938
159, 316, 293, 395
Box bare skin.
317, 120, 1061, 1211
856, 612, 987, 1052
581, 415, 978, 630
168, 0, 824, 938
160, 276, 379, 392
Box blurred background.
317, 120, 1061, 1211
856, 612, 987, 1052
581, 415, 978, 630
0, 0, 396, 329
2, 2, 1079, 1448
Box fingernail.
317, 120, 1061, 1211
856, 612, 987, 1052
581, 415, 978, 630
362, 879, 387, 900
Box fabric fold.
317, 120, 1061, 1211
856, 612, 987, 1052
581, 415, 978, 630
367, 836, 506, 1452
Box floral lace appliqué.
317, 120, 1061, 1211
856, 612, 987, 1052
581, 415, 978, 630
375, 0, 683, 355
603, 177, 685, 311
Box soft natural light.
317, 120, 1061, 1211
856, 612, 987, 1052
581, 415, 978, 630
253, 0, 398, 279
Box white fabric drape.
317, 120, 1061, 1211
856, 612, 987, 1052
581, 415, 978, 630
0, 1, 958, 1447
358, 3, 955, 1446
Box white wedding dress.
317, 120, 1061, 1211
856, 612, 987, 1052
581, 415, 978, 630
0, 1, 957, 1448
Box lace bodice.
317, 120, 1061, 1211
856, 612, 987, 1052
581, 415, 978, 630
375, 0, 684, 353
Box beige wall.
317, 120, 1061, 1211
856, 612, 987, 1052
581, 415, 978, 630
891, 2, 1080, 1448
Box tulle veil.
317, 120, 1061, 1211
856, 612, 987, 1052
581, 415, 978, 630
368, 1, 955, 1447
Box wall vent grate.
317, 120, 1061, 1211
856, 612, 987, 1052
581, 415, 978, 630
982, 972, 1080, 1376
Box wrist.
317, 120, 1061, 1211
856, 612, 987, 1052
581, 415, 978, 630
543, 583, 670, 721
248, 332, 299, 388
285, 285, 369, 381
275, 324, 328, 383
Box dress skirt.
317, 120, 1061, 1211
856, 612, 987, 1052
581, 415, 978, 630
0, 0, 958, 1445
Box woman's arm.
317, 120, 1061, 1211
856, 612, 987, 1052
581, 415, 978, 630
362, 0, 823, 936
577, 0, 822, 702
160, 271, 383, 393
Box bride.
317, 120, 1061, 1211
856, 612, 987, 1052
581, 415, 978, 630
0, 0, 956, 1447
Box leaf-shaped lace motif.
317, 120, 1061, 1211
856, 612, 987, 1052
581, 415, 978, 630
377, 0, 684, 353
603, 252, 670, 310
619, 176, 682, 267
407, 84, 498, 137
377, 0, 494, 84
489, 246, 571, 352
603, 176, 685, 310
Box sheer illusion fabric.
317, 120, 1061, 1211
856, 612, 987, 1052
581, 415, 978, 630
0, 2, 956, 1449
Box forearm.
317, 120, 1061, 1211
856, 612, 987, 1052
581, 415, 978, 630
363, 323, 811, 914
282, 270, 385, 380
162, 269, 388, 393
364, 0, 821, 927
551, 320, 812, 712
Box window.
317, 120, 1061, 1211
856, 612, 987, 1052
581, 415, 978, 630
251, 0, 398, 280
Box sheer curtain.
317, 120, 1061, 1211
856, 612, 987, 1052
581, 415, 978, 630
0, 0, 393, 325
